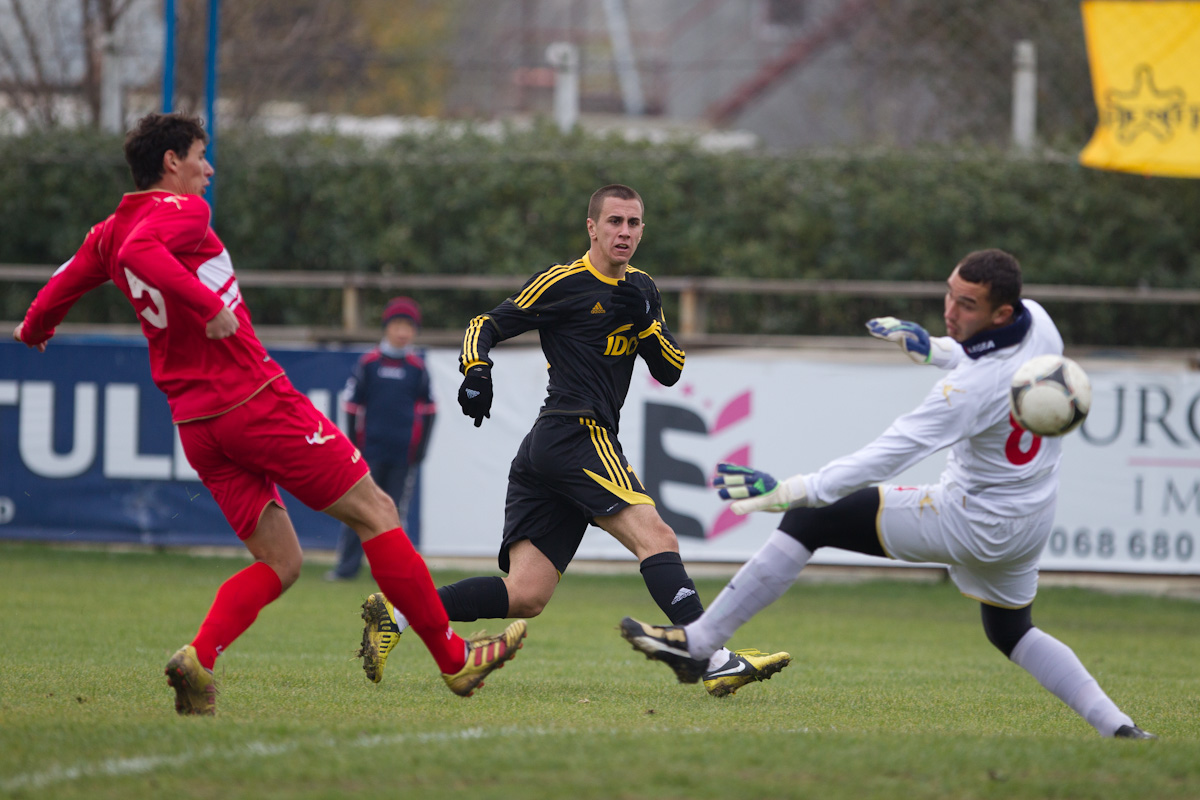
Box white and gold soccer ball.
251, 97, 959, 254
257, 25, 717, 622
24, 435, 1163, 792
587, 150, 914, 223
1009, 354, 1091, 437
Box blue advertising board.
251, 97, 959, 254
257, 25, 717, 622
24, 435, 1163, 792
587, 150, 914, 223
0, 337, 418, 549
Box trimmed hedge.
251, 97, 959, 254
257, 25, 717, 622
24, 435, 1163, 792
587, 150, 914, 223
3, 125, 1199, 345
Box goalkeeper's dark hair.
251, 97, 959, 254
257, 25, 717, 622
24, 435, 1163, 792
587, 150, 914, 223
588, 184, 643, 222
124, 112, 208, 190
956, 249, 1022, 312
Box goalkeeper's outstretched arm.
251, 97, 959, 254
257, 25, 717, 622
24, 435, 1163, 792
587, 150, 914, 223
866, 317, 960, 370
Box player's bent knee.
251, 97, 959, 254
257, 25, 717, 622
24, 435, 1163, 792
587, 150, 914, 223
643, 524, 679, 553
779, 488, 884, 557
259, 551, 302, 590
779, 508, 823, 549
980, 602, 1033, 658
331, 479, 401, 537
507, 597, 547, 618
275, 560, 302, 590
501, 574, 555, 619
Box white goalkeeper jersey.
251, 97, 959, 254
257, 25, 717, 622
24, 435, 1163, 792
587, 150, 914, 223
804, 299, 1063, 517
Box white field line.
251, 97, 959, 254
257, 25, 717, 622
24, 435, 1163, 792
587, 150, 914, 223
2, 724, 813, 792
0, 726, 535, 792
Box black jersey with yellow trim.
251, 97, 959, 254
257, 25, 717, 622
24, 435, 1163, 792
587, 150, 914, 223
459, 252, 684, 433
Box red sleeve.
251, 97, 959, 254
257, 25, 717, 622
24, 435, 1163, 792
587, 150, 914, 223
20, 223, 111, 345
117, 198, 225, 322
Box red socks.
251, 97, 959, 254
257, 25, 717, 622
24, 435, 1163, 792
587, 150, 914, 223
363, 527, 466, 674
191, 560, 283, 670
188, 530, 466, 675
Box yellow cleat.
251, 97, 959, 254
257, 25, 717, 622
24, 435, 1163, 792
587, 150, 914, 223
165, 644, 216, 716
357, 592, 402, 684
702, 648, 792, 698
442, 620, 527, 697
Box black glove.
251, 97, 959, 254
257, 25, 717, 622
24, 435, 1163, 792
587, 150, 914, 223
610, 279, 657, 331
457, 365, 493, 427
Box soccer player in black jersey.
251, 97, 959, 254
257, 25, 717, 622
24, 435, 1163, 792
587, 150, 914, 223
356, 184, 790, 697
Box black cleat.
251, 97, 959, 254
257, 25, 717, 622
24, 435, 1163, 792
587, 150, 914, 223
619, 617, 708, 684
1114, 724, 1157, 740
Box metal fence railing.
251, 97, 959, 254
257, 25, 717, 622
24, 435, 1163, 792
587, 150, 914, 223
6, 264, 1200, 359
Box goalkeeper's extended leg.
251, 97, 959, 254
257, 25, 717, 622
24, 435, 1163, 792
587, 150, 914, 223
683, 530, 812, 658
686, 489, 881, 661
984, 604, 1152, 738
637, 546, 795, 697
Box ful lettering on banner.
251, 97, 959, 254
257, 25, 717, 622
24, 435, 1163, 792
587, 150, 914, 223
0, 378, 333, 504
1039, 380, 1200, 572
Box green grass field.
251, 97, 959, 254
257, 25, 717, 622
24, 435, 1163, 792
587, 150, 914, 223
1, 540, 1197, 800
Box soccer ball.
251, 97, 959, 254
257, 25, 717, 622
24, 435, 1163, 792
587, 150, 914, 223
1009, 354, 1091, 437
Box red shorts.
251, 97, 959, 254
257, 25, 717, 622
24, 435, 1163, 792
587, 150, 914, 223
178, 375, 370, 540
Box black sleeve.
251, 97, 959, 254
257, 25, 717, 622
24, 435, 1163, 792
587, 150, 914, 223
459, 273, 559, 373
635, 283, 685, 386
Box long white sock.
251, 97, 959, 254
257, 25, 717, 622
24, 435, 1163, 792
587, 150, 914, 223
686, 530, 812, 658
1009, 627, 1134, 736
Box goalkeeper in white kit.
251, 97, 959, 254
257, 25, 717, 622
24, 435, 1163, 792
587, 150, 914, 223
620, 248, 1155, 739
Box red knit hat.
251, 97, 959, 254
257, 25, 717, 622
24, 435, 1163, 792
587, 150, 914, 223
382, 296, 421, 328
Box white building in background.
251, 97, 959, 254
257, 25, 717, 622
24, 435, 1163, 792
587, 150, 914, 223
0, 0, 163, 133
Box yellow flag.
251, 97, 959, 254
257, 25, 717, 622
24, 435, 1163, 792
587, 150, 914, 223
1079, 1, 1200, 177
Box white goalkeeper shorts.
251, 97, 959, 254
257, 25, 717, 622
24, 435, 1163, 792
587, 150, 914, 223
876, 481, 1057, 609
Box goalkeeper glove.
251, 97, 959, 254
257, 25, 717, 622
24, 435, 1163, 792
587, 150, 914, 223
866, 317, 955, 367
712, 462, 808, 515
609, 280, 658, 332
457, 365, 493, 427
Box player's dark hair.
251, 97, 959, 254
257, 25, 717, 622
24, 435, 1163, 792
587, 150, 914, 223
956, 249, 1022, 311
588, 184, 643, 222
124, 112, 208, 190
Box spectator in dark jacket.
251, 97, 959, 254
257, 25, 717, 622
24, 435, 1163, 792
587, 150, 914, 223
326, 296, 436, 580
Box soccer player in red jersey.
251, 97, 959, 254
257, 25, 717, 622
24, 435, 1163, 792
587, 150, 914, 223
12, 112, 525, 713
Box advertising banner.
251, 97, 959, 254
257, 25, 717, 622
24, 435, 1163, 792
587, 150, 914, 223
0, 338, 360, 548
4, 340, 1199, 574
416, 348, 1200, 575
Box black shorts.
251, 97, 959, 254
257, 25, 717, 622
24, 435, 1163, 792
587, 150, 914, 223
499, 414, 654, 574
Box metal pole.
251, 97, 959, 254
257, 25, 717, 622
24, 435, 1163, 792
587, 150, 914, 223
203, 0, 220, 208
162, 0, 175, 112
99, 32, 122, 132
602, 0, 644, 116
546, 42, 580, 134
1012, 40, 1037, 151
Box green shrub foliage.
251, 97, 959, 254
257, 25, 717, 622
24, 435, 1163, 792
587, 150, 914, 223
4, 126, 1199, 345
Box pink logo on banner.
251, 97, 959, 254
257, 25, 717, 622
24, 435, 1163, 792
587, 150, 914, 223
708, 391, 752, 539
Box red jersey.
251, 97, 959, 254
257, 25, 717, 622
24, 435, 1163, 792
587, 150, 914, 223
19, 190, 283, 422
